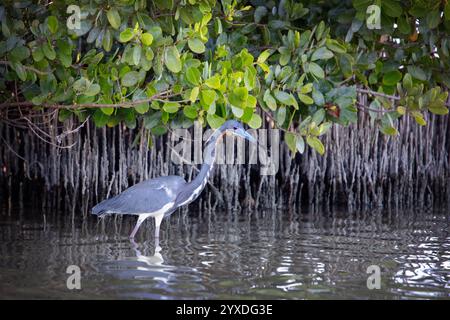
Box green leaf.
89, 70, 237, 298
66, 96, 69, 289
107, 9, 121, 30
325, 39, 346, 53
294, 135, 305, 154
318, 122, 332, 136
263, 89, 277, 111
244, 66, 256, 91
381, 0, 403, 18
254, 6, 268, 23
300, 83, 313, 94
163, 101, 180, 113
183, 105, 198, 119
380, 125, 398, 136
145, 47, 154, 61
214, 17, 223, 34
407, 66, 427, 81
397, 14, 411, 35
279, 52, 290, 66
32, 47, 44, 62
315, 21, 325, 41
101, 107, 114, 116
276, 107, 287, 126
274, 90, 298, 109
257, 49, 272, 64
248, 113, 262, 129
306, 136, 325, 155
311, 47, 333, 61
42, 42, 56, 60
312, 109, 326, 124
285, 132, 297, 154
84, 83, 100, 97
11, 62, 27, 81
73, 78, 89, 93
240, 108, 253, 123
134, 103, 149, 114
382, 70, 402, 86
352, 0, 373, 11
205, 74, 221, 89
403, 73, 413, 90
188, 38, 205, 54
257, 61, 270, 74
426, 10, 441, 29
119, 28, 134, 43
200, 89, 217, 108
152, 125, 168, 136
141, 33, 153, 46
231, 106, 244, 118
428, 106, 449, 115
132, 46, 142, 65
121, 71, 139, 87
10, 46, 30, 62
445, 2, 450, 20
164, 46, 182, 73
133, 90, 150, 114
150, 100, 160, 110
206, 114, 225, 129
47, 16, 58, 34
189, 86, 199, 103
144, 111, 161, 129
31, 95, 46, 105
308, 62, 325, 79
186, 67, 202, 86
93, 109, 109, 127
133, 45, 142, 66
246, 95, 257, 109
102, 29, 113, 52
412, 113, 426, 126
229, 87, 248, 108
298, 93, 314, 105
397, 106, 406, 115
312, 87, 325, 106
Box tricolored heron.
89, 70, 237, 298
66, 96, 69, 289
92, 120, 255, 239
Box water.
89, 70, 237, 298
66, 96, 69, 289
1, 205, 450, 299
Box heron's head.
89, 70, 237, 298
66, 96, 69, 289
221, 120, 256, 143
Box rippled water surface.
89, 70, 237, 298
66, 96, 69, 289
1, 205, 449, 299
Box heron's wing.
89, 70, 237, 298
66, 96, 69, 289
92, 176, 186, 215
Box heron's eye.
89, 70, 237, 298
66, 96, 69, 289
233, 126, 238, 130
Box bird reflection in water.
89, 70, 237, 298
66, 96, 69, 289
123, 238, 178, 285
130, 238, 164, 267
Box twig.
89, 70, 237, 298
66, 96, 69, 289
356, 101, 391, 113
56, 115, 90, 143
0, 90, 176, 109
356, 88, 400, 101
25, 118, 77, 149
0, 61, 50, 76
357, 87, 450, 107
0, 135, 27, 162
260, 109, 290, 133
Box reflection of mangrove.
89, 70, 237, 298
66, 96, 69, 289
1, 94, 449, 213
0, 207, 449, 299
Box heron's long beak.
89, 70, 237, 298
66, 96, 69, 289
235, 128, 256, 143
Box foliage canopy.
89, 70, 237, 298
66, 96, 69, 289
0, 0, 449, 155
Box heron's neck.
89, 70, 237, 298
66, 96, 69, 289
174, 130, 223, 207
187, 131, 222, 193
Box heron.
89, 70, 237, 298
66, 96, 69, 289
92, 120, 256, 239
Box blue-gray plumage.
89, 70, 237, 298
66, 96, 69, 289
92, 120, 256, 239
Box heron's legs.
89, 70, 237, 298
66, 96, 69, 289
154, 212, 164, 240
129, 215, 147, 239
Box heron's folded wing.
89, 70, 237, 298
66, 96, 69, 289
92, 176, 186, 215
